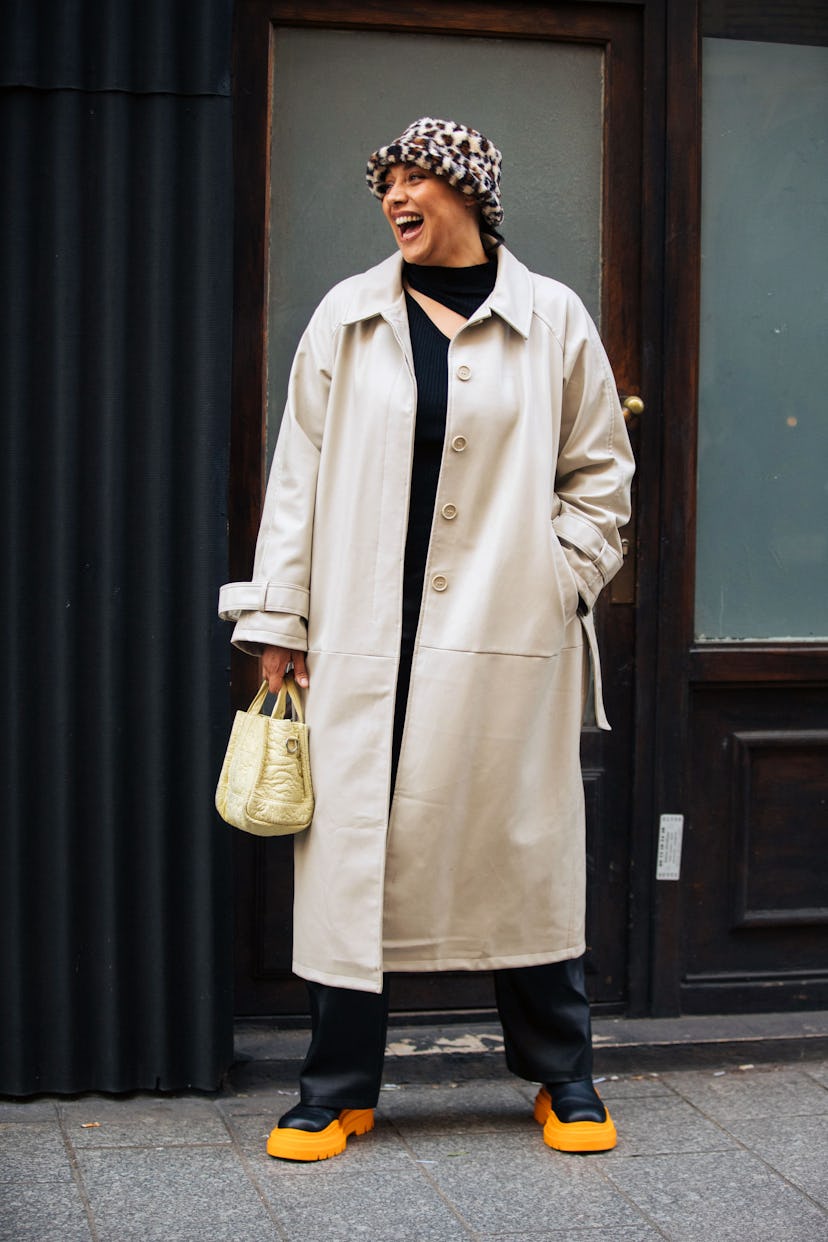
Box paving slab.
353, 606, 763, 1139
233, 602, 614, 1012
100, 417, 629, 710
600, 1148, 827, 1242
0, 1120, 75, 1181
662, 1064, 827, 1123
591, 1073, 675, 1100
215, 1085, 299, 1117
0, 1181, 93, 1241
74, 1145, 278, 1242
487, 1231, 664, 1241
0, 1100, 59, 1123
379, 1079, 534, 1134
724, 1112, 828, 1208
803, 1059, 828, 1088
397, 1130, 652, 1236
60, 1094, 231, 1148
257, 1165, 474, 1241
593, 1092, 737, 1157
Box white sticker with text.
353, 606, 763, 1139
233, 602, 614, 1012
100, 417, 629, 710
656, 814, 684, 881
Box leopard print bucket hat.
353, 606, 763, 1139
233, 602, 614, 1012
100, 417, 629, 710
366, 117, 504, 227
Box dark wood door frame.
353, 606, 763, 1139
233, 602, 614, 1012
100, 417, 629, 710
229, 0, 669, 1017
641, 0, 701, 1016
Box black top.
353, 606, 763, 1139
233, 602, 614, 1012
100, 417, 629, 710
400, 258, 498, 647
404, 257, 498, 318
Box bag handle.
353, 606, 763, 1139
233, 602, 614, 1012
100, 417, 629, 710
271, 674, 305, 723
248, 675, 305, 723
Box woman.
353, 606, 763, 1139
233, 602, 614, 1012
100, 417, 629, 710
219, 118, 635, 1161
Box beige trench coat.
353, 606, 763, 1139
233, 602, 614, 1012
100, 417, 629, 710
219, 245, 634, 993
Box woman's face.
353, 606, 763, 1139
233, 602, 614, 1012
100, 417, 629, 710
380, 164, 485, 267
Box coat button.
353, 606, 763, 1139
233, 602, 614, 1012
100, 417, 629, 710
456, 364, 471, 381
441, 503, 458, 520
431, 574, 448, 592
451, 435, 467, 452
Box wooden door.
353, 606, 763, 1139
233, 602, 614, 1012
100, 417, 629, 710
230, 0, 660, 1019
651, 4, 828, 1016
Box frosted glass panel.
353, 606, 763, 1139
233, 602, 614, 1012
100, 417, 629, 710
695, 38, 828, 640
267, 28, 602, 451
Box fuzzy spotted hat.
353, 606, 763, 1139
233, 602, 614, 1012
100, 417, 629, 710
366, 117, 504, 227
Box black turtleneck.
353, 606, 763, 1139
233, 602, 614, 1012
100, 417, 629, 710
398, 257, 498, 650
403, 257, 498, 318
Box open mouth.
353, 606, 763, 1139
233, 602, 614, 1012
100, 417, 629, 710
395, 214, 424, 240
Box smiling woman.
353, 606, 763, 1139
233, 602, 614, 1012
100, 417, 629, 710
219, 115, 634, 1163
380, 166, 486, 267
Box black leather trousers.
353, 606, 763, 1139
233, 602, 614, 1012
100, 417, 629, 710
299, 956, 594, 1108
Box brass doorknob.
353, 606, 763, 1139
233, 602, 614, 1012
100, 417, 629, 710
622, 395, 645, 421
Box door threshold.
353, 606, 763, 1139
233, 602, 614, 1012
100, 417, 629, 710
229, 1009, 828, 1087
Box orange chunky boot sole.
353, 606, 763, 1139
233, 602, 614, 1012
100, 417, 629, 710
266, 1108, 375, 1162
534, 1086, 617, 1153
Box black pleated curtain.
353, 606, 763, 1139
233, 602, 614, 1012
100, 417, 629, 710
0, 0, 235, 1093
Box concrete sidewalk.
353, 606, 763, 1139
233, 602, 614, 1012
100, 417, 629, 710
1, 1038, 826, 1240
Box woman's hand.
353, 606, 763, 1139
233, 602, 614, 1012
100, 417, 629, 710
261, 646, 310, 694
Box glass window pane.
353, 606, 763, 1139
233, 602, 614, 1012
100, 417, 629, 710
695, 37, 828, 640
267, 28, 603, 452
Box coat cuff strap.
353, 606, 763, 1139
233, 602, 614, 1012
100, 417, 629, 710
553, 512, 622, 610
218, 581, 309, 621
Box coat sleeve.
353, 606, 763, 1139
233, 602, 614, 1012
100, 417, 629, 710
218, 297, 334, 655
552, 297, 635, 614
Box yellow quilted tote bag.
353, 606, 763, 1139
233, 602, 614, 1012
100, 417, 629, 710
215, 676, 314, 836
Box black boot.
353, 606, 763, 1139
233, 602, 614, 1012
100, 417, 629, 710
545, 1078, 606, 1123
534, 1078, 617, 1153
267, 1101, 375, 1162
277, 1103, 340, 1131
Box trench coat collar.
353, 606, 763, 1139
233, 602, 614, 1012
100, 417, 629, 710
340, 245, 534, 339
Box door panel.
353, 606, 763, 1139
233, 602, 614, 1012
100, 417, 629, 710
653, 8, 828, 1016
231, 0, 645, 1018
695, 37, 828, 641
684, 686, 828, 1013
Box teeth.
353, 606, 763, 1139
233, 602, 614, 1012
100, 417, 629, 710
396, 215, 422, 229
